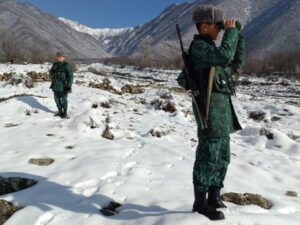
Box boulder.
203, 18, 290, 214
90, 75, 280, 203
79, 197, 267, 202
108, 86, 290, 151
220, 192, 272, 209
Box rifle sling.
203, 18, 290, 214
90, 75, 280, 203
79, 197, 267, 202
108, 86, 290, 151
206, 66, 216, 120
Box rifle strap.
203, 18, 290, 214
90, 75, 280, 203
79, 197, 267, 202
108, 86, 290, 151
206, 66, 216, 120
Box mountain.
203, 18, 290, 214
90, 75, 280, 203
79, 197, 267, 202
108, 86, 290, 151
58, 17, 133, 48
0, 0, 109, 59
1, 0, 298, 61
85, 0, 298, 59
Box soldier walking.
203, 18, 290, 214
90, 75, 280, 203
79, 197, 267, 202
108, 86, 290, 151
49, 52, 73, 119
177, 5, 245, 220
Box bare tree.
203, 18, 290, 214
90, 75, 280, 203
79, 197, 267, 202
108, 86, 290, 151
0, 31, 24, 63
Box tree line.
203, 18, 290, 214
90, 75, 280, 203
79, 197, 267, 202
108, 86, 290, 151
1, 31, 299, 78
0, 31, 53, 64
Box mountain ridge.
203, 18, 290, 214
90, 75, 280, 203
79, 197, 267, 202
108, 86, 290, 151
0, 0, 109, 60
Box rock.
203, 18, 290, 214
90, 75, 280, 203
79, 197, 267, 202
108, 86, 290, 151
150, 99, 176, 113
249, 111, 266, 121
160, 93, 172, 100
88, 67, 107, 76
89, 79, 121, 95
149, 129, 168, 138
260, 128, 274, 140
101, 101, 111, 109
88, 117, 99, 129
139, 98, 147, 104
91, 103, 98, 109
102, 126, 114, 140
25, 109, 31, 116
0, 72, 14, 82
28, 158, 55, 166
279, 80, 290, 86
240, 78, 252, 86
220, 192, 272, 209
121, 84, 144, 94
27, 71, 51, 82
287, 133, 300, 142
150, 99, 163, 110
0, 200, 19, 225
162, 102, 176, 113
0, 176, 37, 195
100, 201, 122, 217
271, 116, 281, 121
286, 191, 298, 197
4, 123, 20, 128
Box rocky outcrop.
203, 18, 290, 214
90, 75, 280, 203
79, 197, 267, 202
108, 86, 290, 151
5, 74, 34, 88
0, 0, 109, 59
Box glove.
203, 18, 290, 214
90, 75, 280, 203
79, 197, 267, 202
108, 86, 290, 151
236, 21, 242, 32
64, 86, 72, 93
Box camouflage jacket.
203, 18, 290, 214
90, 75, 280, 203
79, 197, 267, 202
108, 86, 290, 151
49, 62, 73, 92
177, 28, 245, 138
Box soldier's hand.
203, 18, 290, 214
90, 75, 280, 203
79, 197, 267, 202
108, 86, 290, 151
224, 19, 236, 29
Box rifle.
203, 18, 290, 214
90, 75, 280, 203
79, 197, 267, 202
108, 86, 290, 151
176, 24, 208, 130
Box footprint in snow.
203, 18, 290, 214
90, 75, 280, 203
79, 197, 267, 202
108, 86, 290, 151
121, 161, 138, 175
35, 212, 54, 225
72, 179, 99, 197
123, 149, 136, 159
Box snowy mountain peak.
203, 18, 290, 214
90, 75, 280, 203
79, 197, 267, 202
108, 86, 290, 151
59, 17, 133, 44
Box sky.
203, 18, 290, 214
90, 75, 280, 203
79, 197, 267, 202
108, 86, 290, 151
16, 0, 189, 29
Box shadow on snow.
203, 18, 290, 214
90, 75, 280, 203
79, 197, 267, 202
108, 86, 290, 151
0, 172, 190, 220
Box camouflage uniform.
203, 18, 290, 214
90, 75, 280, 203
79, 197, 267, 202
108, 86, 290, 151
177, 28, 245, 192
49, 62, 73, 114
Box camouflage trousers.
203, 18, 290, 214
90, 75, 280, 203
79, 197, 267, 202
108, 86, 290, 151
193, 135, 230, 193
54, 91, 68, 112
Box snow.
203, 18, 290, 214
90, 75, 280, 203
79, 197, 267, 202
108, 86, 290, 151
58, 17, 133, 41
0, 63, 300, 225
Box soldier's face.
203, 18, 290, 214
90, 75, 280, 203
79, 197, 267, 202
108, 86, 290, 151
200, 23, 221, 40
57, 56, 65, 62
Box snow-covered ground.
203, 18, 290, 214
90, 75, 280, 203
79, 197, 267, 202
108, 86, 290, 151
0, 63, 300, 225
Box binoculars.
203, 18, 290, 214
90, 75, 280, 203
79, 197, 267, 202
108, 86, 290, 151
216, 20, 242, 32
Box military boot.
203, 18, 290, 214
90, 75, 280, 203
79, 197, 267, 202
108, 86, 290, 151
193, 190, 225, 220
54, 109, 63, 117
60, 109, 68, 119
208, 187, 227, 209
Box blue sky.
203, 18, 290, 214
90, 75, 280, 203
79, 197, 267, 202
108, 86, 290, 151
16, 0, 188, 28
